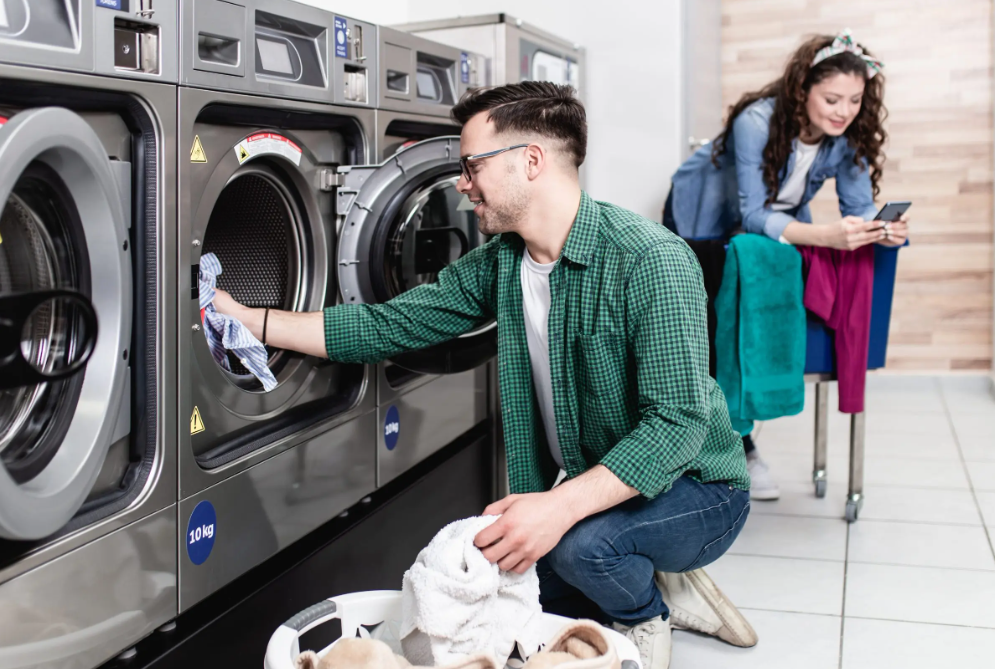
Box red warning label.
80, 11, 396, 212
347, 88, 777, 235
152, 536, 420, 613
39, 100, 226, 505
233, 132, 303, 166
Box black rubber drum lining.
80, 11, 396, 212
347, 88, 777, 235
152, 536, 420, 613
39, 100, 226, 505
0, 165, 89, 484
201, 171, 305, 379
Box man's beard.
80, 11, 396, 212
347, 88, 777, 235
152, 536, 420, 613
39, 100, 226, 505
476, 185, 529, 235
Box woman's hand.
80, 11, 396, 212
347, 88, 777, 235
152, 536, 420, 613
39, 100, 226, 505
876, 213, 910, 247
822, 216, 886, 251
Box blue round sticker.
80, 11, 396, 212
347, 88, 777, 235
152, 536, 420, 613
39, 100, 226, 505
384, 405, 400, 451
186, 500, 217, 566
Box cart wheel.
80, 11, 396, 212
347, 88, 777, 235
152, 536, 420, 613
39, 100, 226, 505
814, 479, 827, 499
845, 500, 859, 523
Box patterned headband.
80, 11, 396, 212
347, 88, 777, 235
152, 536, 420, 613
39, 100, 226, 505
812, 29, 884, 79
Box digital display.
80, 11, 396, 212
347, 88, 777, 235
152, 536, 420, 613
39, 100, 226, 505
257, 38, 293, 75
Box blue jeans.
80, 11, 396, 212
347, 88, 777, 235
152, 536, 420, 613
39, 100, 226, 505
538, 475, 750, 626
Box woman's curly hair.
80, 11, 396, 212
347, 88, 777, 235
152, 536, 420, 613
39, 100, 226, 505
712, 34, 888, 205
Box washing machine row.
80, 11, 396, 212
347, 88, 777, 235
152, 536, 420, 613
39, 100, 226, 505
0, 1, 499, 667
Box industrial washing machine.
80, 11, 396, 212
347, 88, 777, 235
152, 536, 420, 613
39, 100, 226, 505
0, 1, 179, 668
394, 13, 583, 95
177, 0, 380, 613
363, 26, 495, 488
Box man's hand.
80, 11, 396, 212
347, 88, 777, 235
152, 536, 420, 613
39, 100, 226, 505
211, 288, 246, 320
473, 465, 640, 574
473, 492, 578, 574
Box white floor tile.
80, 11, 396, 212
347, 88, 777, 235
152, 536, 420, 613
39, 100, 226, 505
952, 414, 995, 439
867, 375, 939, 394
749, 482, 849, 519
947, 394, 995, 416
864, 457, 971, 490
862, 431, 962, 461
847, 521, 995, 571
865, 411, 954, 437
939, 375, 994, 396
974, 492, 995, 528
857, 486, 982, 525
842, 617, 995, 669
959, 435, 995, 463
864, 392, 946, 414
670, 609, 841, 669
966, 461, 995, 492
729, 514, 847, 561
705, 554, 844, 616
756, 454, 849, 487
845, 563, 995, 628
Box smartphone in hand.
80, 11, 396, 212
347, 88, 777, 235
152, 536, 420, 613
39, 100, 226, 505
871, 201, 911, 230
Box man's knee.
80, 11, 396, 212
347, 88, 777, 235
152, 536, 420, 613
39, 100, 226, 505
546, 517, 620, 579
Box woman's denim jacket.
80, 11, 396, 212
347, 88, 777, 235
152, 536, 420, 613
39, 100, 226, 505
670, 97, 879, 240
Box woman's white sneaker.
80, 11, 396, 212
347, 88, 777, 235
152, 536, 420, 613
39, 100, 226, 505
746, 450, 780, 501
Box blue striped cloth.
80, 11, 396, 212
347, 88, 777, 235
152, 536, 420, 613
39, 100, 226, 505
199, 253, 278, 392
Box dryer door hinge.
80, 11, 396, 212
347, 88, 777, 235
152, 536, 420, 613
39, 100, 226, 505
318, 168, 345, 191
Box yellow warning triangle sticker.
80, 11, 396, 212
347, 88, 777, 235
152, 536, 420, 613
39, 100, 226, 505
190, 406, 206, 435
190, 135, 208, 163
237, 145, 249, 162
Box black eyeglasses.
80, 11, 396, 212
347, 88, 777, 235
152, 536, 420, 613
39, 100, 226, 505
459, 144, 530, 182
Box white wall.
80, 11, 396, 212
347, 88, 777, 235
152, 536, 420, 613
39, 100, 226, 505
403, 1, 684, 221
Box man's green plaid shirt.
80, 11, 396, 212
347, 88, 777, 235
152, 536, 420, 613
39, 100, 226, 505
325, 191, 750, 498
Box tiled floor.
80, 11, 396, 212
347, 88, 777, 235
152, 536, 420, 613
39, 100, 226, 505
672, 375, 995, 669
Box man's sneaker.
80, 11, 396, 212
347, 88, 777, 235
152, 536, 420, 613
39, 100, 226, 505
656, 569, 758, 648
612, 615, 671, 669
746, 450, 780, 501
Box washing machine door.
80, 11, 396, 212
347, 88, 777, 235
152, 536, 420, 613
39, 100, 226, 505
338, 136, 496, 374
0, 108, 131, 540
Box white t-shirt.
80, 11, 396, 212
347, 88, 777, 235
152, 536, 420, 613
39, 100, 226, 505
520, 248, 564, 470
771, 138, 822, 212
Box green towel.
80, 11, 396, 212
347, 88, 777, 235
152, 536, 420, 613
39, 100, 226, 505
715, 234, 806, 432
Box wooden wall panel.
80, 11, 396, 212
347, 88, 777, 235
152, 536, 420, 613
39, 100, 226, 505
722, 0, 994, 371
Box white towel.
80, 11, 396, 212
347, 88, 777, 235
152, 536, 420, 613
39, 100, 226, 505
401, 516, 544, 667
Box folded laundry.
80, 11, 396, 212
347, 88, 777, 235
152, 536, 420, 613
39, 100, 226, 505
198, 252, 277, 391
401, 516, 544, 668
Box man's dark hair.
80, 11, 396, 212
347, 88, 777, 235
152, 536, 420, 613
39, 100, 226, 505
451, 81, 587, 168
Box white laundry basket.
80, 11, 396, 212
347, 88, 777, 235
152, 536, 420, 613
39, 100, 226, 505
264, 590, 642, 669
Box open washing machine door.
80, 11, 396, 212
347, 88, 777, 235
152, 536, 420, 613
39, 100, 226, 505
0, 108, 131, 540
336, 136, 496, 375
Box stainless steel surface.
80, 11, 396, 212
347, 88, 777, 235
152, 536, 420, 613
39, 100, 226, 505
0, 43, 178, 667
377, 26, 463, 118
177, 85, 376, 499
0, 107, 131, 540
336, 136, 461, 307
848, 412, 866, 499
0, 0, 178, 83
813, 381, 829, 492
682, 0, 722, 160
0, 62, 177, 574
0, 506, 177, 669
375, 108, 458, 162
180, 0, 378, 107
393, 14, 583, 96
377, 369, 488, 487
178, 410, 377, 612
